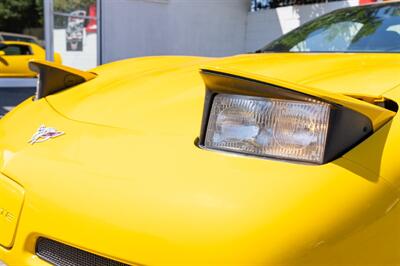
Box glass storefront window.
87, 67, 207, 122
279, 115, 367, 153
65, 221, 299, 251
53, 0, 98, 70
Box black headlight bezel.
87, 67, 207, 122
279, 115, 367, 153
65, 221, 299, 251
198, 70, 373, 164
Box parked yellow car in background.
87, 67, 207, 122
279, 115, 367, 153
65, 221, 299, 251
0, 41, 61, 78
1, 2, 400, 266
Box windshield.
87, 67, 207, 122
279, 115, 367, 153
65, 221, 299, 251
260, 3, 400, 53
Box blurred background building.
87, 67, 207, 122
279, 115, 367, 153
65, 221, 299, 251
0, 0, 381, 70
98, 0, 363, 64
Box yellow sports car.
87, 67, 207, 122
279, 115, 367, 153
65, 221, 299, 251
1, 2, 400, 265
0, 41, 61, 78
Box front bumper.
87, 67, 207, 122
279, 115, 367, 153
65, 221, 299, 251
1, 155, 400, 266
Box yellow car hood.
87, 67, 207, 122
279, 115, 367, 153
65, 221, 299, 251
45, 53, 400, 130
1, 95, 399, 265
203, 53, 400, 96
1, 53, 400, 264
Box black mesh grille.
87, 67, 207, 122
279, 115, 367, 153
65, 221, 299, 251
36, 237, 129, 266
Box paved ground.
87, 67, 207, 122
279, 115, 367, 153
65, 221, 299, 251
0, 79, 37, 117
0, 87, 35, 117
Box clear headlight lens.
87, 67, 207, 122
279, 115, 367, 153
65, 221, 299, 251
205, 94, 331, 163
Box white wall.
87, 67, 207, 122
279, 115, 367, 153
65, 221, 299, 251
101, 0, 250, 63
100, 0, 361, 62
245, 0, 359, 52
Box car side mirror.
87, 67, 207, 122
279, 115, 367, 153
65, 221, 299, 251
0, 51, 5, 57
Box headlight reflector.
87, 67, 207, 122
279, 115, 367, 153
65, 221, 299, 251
205, 94, 331, 163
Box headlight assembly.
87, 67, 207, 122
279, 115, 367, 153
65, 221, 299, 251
205, 94, 330, 163
197, 69, 390, 164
